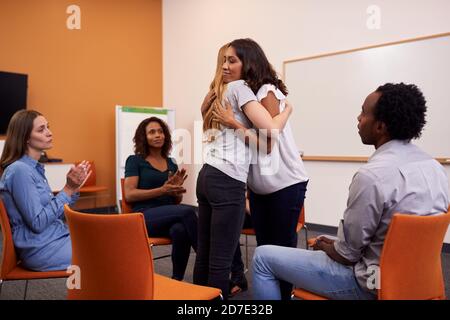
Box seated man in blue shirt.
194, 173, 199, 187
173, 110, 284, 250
0, 110, 90, 271
252, 83, 449, 300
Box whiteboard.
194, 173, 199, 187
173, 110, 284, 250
284, 33, 450, 158
115, 106, 175, 211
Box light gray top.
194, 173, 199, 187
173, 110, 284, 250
204, 80, 255, 183
334, 139, 449, 294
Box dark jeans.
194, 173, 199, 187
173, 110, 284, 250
249, 180, 308, 299
193, 164, 246, 299
230, 213, 252, 280
141, 204, 198, 281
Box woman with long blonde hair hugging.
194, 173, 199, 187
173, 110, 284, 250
194, 42, 292, 298
207, 39, 309, 300
201, 43, 229, 140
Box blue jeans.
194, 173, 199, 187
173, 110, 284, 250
249, 181, 308, 299
252, 245, 376, 300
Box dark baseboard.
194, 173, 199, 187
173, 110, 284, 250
79, 205, 450, 254
306, 222, 450, 254
306, 222, 338, 236
79, 206, 118, 214
79, 204, 198, 214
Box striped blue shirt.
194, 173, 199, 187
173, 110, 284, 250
0, 155, 78, 271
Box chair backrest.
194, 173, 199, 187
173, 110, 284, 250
75, 161, 96, 187
120, 178, 133, 213
378, 210, 450, 300
0, 199, 19, 279
64, 205, 154, 299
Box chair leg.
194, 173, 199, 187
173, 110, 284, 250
0, 280, 3, 298
244, 235, 249, 273
23, 280, 29, 300
149, 244, 171, 260
304, 225, 309, 249
153, 253, 172, 260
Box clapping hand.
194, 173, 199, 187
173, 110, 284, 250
162, 168, 187, 197
65, 160, 92, 194
167, 168, 188, 186
161, 181, 186, 197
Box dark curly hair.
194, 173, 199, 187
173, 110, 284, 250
133, 117, 172, 158
374, 83, 427, 140
229, 38, 288, 96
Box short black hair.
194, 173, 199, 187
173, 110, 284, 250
374, 83, 427, 140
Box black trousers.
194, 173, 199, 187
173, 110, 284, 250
142, 204, 198, 281
230, 213, 252, 279
249, 180, 308, 299
193, 164, 246, 299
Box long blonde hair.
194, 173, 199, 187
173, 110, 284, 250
203, 43, 229, 138
0, 110, 42, 175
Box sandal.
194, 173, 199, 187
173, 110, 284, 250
228, 275, 248, 298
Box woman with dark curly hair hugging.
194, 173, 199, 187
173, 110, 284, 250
123, 117, 197, 281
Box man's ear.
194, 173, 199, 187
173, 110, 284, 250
376, 120, 387, 133
376, 121, 390, 141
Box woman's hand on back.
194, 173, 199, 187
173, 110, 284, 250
212, 100, 238, 129
201, 90, 216, 116
284, 100, 293, 115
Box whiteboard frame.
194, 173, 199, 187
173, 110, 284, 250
283, 32, 450, 79
282, 32, 450, 162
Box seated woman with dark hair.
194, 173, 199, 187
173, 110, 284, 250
123, 116, 197, 281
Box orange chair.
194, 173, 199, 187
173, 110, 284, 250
293, 209, 450, 300
0, 199, 68, 299
120, 178, 171, 258
64, 205, 221, 300
76, 161, 108, 208
242, 205, 307, 270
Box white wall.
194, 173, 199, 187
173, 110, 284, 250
163, 0, 450, 243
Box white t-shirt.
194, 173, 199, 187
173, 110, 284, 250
204, 80, 256, 183
247, 84, 309, 194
